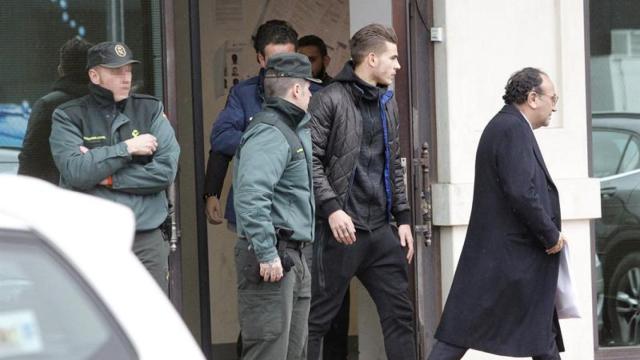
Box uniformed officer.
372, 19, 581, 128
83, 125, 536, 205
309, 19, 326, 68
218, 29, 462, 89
233, 53, 319, 360
50, 41, 180, 294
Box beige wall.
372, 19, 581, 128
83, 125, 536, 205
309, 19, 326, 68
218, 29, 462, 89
432, 0, 600, 359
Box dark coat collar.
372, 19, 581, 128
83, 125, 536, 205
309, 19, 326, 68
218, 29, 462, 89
501, 104, 555, 187
89, 83, 128, 109
334, 61, 388, 101
52, 74, 89, 98
263, 97, 307, 129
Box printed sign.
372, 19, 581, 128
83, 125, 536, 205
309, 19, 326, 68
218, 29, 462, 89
0, 310, 43, 358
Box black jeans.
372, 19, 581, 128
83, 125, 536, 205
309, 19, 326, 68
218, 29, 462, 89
308, 223, 416, 360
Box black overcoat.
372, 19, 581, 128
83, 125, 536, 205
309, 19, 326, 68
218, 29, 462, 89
434, 104, 564, 357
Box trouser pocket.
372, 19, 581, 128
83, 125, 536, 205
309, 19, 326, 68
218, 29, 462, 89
238, 289, 283, 341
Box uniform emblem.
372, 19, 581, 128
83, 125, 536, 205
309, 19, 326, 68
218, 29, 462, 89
114, 44, 127, 57
131, 129, 140, 137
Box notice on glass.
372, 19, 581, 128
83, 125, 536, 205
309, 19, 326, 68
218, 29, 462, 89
0, 310, 43, 358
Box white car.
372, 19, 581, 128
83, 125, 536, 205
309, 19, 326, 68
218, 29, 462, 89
0, 175, 204, 359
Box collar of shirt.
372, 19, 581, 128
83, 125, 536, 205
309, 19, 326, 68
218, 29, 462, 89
519, 110, 534, 131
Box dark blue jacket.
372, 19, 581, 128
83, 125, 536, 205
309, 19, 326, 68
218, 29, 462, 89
209, 69, 321, 224
210, 71, 265, 156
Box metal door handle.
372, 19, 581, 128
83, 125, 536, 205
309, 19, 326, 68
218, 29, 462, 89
601, 187, 617, 198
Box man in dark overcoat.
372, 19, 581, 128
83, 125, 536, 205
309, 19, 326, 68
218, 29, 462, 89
429, 67, 566, 360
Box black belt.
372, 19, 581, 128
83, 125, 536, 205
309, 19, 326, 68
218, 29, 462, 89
279, 239, 307, 250
238, 237, 308, 250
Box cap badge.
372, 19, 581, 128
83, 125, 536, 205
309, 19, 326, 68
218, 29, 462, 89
114, 44, 127, 57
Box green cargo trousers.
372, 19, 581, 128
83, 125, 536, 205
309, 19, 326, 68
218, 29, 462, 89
133, 228, 169, 294
235, 238, 311, 360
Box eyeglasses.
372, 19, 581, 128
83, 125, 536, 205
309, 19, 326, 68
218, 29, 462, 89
533, 91, 559, 105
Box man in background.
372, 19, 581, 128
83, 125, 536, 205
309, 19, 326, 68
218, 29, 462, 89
298, 34, 333, 85
19, 38, 92, 183
203, 19, 299, 228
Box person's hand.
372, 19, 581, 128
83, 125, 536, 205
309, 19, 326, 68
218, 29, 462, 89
546, 232, 566, 255
205, 196, 224, 224
398, 224, 415, 263
124, 134, 158, 155
259, 257, 283, 282
328, 210, 356, 244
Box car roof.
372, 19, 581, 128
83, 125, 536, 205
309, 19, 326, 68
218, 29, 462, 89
593, 113, 640, 133
0, 175, 135, 256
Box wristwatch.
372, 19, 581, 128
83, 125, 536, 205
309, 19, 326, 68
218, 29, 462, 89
202, 193, 215, 201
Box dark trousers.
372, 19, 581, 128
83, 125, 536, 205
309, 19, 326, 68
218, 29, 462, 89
308, 223, 416, 360
303, 245, 351, 360
323, 289, 350, 360
428, 340, 561, 360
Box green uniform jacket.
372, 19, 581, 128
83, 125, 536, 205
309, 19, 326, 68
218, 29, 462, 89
233, 97, 315, 263
50, 84, 180, 231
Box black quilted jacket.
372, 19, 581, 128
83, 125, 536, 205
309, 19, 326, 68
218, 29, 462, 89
308, 62, 411, 225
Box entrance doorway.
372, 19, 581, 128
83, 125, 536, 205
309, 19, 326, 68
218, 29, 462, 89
186, 0, 439, 357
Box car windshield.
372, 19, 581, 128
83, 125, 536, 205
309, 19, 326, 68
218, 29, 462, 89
591, 128, 640, 178
592, 130, 628, 177
0, 229, 136, 360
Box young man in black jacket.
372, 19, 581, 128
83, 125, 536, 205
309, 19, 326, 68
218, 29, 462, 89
307, 23, 416, 360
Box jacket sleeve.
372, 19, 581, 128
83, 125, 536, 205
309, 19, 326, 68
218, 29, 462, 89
18, 98, 55, 177
495, 122, 559, 249
204, 150, 231, 197
234, 124, 288, 263
112, 104, 180, 195
388, 100, 411, 225
50, 108, 130, 190
210, 86, 246, 156
309, 93, 341, 218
